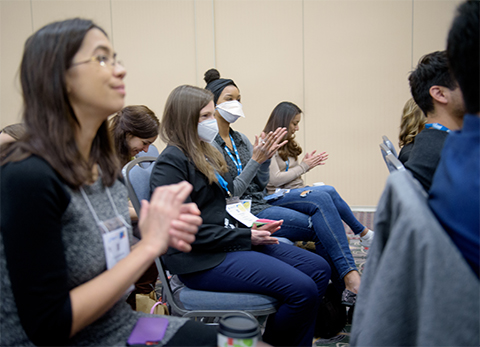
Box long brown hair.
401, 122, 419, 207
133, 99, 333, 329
264, 101, 303, 161
160, 85, 227, 183
0, 18, 119, 189
110, 105, 159, 166
399, 98, 426, 148
0, 124, 25, 141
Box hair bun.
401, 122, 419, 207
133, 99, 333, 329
204, 68, 221, 84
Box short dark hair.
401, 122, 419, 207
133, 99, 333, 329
447, 0, 479, 114
408, 51, 457, 115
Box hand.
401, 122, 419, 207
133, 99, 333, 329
302, 150, 328, 170
250, 220, 283, 245
168, 203, 201, 252
252, 127, 288, 164
138, 181, 193, 256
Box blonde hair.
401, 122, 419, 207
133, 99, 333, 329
399, 98, 426, 148
161, 85, 227, 184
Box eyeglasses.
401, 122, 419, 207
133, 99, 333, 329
71, 54, 124, 68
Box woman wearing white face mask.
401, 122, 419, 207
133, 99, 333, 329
206, 69, 370, 306
150, 85, 331, 347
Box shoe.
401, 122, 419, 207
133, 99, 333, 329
360, 229, 374, 248
341, 289, 356, 306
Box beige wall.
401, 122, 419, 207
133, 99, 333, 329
0, 0, 461, 207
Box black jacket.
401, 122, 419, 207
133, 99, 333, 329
150, 145, 252, 275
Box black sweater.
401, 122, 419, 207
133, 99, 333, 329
404, 129, 448, 191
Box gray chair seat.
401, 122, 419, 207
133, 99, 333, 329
180, 287, 278, 311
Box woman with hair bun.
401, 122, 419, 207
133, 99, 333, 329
110, 105, 159, 167
151, 84, 331, 347
206, 68, 372, 306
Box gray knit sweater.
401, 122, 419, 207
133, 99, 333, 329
0, 155, 186, 346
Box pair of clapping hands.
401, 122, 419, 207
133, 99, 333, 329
252, 127, 289, 164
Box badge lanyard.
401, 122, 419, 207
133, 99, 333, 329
285, 159, 290, 172
425, 123, 450, 133
224, 135, 243, 175
215, 172, 233, 198
80, 185, 132, 275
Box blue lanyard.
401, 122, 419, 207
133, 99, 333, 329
224, 135, 243, 175
285, 159, 290, 172
425, 123, 450, 133
215, 172, 232, 197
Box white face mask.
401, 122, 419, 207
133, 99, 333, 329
216, 100, 245, 123
197, 119, 219, 143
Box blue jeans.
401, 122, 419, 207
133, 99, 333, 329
179, 243, 331, 347
257, 185, 363, 292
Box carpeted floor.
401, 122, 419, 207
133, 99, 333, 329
312, 211, 375, 347
153, 211, 376, 347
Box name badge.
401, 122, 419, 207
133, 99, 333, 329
226, 201, 258, 227
102, 226, 130, 269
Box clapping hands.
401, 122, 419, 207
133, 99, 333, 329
252, 127, 288, 164
303, 150, 328, 170
138, 181, 201, 256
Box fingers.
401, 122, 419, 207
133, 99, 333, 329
179, 202, 201, 216
169, 237, 192, 253
171, 217, 200, 234
169, 227, 196, 245
139, 199, 150, 220
253, 135, 259, 147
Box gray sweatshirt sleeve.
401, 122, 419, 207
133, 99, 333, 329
212, 133, 271, 197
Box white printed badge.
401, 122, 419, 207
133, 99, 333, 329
102, 225, 130, 270
226, 201, 258, 227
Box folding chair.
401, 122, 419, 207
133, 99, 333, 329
382, 135, 398, 157
122, 157, 278, 322
380, 143, 405, 172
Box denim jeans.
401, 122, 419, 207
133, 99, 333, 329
257, 185, 363, 292
179, 243, 331, 347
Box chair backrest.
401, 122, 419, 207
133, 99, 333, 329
136, 144, 159, 159
382, 135, 398, 157
351, 170, 479, 346
380, 143, 405, 172
122, 156, 157, 215
122, 157, 278, 322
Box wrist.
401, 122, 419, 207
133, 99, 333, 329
134, 239, 168, 259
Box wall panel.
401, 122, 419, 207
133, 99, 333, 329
304, 0, 412, 206
0, 0, 462, 207
1, 0, 33, 125
214, 0, 304, 143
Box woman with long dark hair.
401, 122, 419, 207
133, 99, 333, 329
110, 105, 159, 167
0, 18, 215, 346
150, 84, 331, 347
206, 69, 372, 305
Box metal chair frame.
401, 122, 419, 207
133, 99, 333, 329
122, 157, 278, 322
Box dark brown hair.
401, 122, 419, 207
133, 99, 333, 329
161, 85, 227, 183
110, 105, 159, 166
0, 18, 119, 189
0, 123, 25, 141
264, 101, 303, 161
